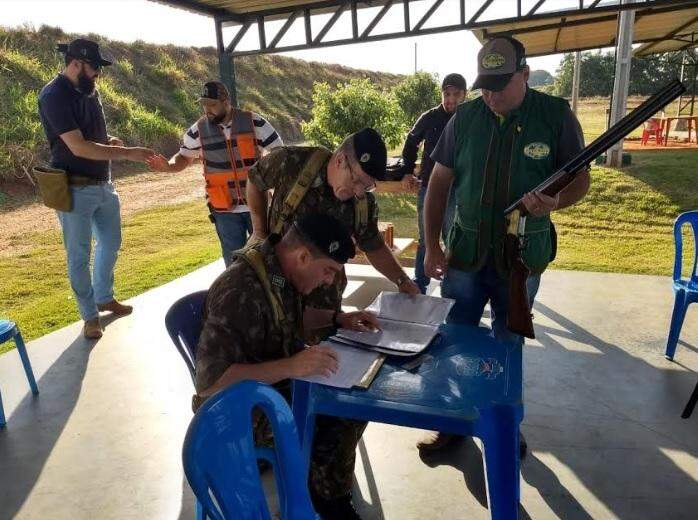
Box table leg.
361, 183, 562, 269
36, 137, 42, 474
482, 406, 520, 520
291, 380, 316, 479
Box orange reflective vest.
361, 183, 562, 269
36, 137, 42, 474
198, 110, 259, 212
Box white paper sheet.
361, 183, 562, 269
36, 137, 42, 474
296, 341, 382, 388
366, 292, 455, 325
336, 318, 439, 355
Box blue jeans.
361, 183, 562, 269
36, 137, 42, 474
57, 183, 122, 321
441, 258, 541, 346
414, 184, 456, 294
212, 210, 253, 267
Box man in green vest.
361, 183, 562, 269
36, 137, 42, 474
195, 213, 379, 519
421, 36, 590, 451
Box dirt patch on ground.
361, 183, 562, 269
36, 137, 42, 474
0, 166, 204, 248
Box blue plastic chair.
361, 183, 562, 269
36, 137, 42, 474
165, 291, 209, 385
183, 381, 320, 520
665, 211, 698, 360
0, 320, 39, 427
165, 291, 208, 519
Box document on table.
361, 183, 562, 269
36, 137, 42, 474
333, 292, 455, 356
296, 340, 385, 389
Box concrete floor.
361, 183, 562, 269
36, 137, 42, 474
0, 262, 696, 520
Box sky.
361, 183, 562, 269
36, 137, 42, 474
2, 0, 565, 83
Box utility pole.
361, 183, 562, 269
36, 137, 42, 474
414, 42, 417, 73
572, 51, 581, 114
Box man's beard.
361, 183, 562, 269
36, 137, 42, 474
207, 111, 226, 124
77, 72, 96, 96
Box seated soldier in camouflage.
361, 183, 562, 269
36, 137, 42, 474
247, 128, 421, 341
194, 213, 379, 520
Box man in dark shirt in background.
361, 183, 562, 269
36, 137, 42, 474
394, 73, 466, 294
38, 39, 154, 339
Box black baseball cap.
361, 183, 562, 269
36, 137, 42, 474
293, 213, 355, 264
442, 73, 467, 91
198, 81, 230, 102
472, 37, 527, 92
352, 127, 387, 181
57, 39, 112, 68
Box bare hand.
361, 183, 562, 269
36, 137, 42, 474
126, 147, 156, 163
146, 154, 171, 172
424, 246, 447, 280
108, 136, 124, 147
401, 174, 420, 193
290, 345, 339, 378
337, 311, 380, 332
522, 191, 559, 217
398, 278, 421, 296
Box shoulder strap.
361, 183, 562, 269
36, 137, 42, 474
270, 148, 331, 235
354, 196, 369, 236
237, 248, 286, 328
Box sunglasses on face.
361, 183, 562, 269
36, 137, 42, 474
81, 60, 102, 73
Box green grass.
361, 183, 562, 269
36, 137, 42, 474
1, 149, 696, 349
0, 201, 219, 352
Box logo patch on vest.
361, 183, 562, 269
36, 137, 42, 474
271, 274, 285, 289
523, 142, 550, 159
329, 241, 339, 254
482, 53, 506, 69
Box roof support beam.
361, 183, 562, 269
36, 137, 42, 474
226, 20, 252, 52
414, 0, 444, 32
268, 10, 300, 49
404, 0, 411, 31
361, 1, 394, 39
314, 3, 348, 43
527, 0, 547, 17
469, 0, 495, 24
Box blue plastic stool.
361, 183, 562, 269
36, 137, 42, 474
183, 381, 320, 520
0, 320, 40, 427
665, 210, 698, 360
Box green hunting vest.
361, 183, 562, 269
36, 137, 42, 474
448, 88, 568, 277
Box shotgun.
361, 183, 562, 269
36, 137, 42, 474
504, 78, 686, 339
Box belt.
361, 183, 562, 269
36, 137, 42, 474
68, 175, 108, 186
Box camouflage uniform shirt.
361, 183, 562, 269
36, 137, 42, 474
248, 146, 385, 321
194, 241, 303, 394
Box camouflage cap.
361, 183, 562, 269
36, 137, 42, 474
293, 213, 355, 264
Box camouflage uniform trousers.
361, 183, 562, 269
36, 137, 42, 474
253, 384, 367, 500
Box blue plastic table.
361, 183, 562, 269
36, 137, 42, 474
292, 324, 522, 520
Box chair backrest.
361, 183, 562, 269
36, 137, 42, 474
165, 290, 208, 385
673, 211, 698, 284
182, 381, 319, 520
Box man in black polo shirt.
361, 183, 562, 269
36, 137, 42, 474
38, 38, 154, 339
392, 73, 467, 294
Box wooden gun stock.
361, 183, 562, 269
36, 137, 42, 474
505, 212, 535, 339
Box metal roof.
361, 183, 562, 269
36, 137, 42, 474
470, 2, 698, 57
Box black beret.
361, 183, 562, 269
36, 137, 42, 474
293, 213, 355, 264
352, 127, 387, 181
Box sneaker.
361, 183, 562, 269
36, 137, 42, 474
416, 431, 458, 452
83, 318, 103, 339
97, 300, 133, 316
312, 493, 362, 520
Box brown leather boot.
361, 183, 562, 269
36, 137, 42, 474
416, 431, 458, 452
97, 300, 133, 316
83, 318, 103, 339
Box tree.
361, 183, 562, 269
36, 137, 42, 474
552, 50, 685, 97
301, 78, 405, 149
392, 72, 441, 127
528, 69, 553, 88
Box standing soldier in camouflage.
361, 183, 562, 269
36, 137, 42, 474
246, 128, 421, 337
194, 213, 379, 519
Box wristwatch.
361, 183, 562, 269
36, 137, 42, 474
395, 274, 409, 288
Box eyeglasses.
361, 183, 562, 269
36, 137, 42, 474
347, 161, 376, 194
